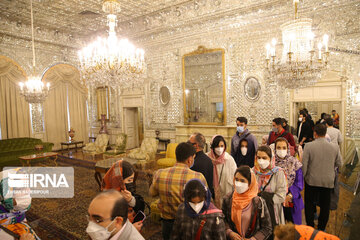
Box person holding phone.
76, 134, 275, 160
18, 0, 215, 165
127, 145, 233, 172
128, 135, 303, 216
170, 179, 226, 240
102, 160, 146, 231
274, 138, 304, 225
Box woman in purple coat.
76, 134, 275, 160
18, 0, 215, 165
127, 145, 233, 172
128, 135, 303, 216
274, 137, 304, 224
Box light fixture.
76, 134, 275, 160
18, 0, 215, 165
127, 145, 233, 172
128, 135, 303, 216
19, 0, 50, 103
265, 0, 330, 89
78, 0, 146, 88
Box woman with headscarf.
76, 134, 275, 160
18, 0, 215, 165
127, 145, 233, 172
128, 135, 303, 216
207, 135, 237, 208
171, 179, 226, 240
102, 160, 146, 230
274, 223, 340, 240
253, 145, 287, 227
0, 169, 39, 239
274, 137, 303, 225
261, 135, 269, 146
222, 166, 272, 240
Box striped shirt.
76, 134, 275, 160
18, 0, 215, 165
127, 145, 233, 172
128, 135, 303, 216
151, 163, 207, 220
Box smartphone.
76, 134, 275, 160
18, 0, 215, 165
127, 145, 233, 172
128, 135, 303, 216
133, 210, 146, 223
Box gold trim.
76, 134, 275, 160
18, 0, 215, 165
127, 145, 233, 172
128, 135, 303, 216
182, 46, 226, 125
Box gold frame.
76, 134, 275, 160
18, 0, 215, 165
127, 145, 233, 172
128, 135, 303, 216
182, 46, 226, 125
96, 86, 110, 121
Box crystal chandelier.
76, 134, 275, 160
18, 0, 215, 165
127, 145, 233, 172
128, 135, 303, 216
19, 0, 50, 103
265, 0, 330, 89
78, 0, 146, 88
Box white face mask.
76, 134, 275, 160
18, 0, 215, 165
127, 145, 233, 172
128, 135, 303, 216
189, 201, 204, 214
214, 147, 224, 156
299, 117, 303, 122
277, 149, 287, 159
86, 219, 117, 240
234, 181, 249, 194
241, 147, 247, 156
13, 196, 31, 211
257, 158, 270, 169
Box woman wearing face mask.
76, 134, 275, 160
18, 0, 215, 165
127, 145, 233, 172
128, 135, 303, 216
222, 166, 272, 240
254, 145, 287, 228
274, 138, 303, 225
170, 179, 226, 240
102, 160, 146, 231
207, 135, 237, 208
0, 169, 39, 239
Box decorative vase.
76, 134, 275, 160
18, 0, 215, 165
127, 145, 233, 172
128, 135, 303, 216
99, 114, 108, 134
68, 128, 75, 142
34, 145, 43, 152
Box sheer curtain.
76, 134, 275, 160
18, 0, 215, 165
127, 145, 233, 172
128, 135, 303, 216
0, 56, 31, 139
43, 64, 88, 149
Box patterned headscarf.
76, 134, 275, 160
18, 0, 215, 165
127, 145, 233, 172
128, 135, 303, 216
254, 146, 282, 191
102, 160, 126, 191
274, 138, 302, 187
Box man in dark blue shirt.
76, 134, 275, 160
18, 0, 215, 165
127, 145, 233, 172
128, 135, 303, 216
188, 132, 214, 198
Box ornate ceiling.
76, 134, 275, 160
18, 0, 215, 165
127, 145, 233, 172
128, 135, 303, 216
0, 0, 192, 37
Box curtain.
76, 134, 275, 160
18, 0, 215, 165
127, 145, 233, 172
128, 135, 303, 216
43, 64, 88, 149
68, 85, 88, 145
0, 57, 31, 139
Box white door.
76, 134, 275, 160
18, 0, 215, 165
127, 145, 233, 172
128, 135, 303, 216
124, 108, 139, 149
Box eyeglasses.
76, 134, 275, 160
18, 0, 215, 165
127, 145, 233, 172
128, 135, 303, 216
86, 214, 113, 224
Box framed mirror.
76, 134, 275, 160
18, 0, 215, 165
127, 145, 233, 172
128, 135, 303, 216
96, 86, 110, 120
182, 46, 226, 125
159, 86, 170, 105
244, 77, 261, 101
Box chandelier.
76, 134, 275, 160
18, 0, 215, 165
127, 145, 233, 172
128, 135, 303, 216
19, 0, 50, 103
265, 0, 330, 89
78, 0, 146, 88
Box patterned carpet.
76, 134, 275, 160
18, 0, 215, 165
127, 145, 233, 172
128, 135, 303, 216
26, 156, 162, 240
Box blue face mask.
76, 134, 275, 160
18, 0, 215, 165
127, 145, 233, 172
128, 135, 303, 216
237, 126, 244, 133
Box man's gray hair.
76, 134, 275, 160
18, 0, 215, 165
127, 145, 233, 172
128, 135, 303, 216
193, 132, 206, 149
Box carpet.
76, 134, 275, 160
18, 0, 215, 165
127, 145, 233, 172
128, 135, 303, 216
25, 156, 162, 239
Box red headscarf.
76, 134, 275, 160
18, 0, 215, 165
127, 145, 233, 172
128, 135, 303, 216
101, 160, 125, 191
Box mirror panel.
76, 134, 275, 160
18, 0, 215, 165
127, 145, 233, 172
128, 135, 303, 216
244, 77, 261, 101
96, 86, 110, 120
182, 46, 226, 125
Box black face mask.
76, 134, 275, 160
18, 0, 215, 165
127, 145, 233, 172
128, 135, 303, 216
125, 182, 136, 193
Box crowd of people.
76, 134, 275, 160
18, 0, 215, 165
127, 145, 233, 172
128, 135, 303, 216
0, 110, 348, 240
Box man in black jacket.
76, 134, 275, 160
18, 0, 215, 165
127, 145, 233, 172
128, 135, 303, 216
188, 132, 214, 198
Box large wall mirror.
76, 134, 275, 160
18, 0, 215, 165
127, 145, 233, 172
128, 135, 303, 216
96, 86, 110, 120
182, 46, 226, 125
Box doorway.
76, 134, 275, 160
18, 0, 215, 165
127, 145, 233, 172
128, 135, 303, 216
123, 107, 144, 149
293, 101, 341, 124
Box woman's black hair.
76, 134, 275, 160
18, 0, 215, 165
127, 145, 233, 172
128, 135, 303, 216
210, 135, 227, 151
122, 160, 134, 179
184, 180, 206, 201
234, 166, 252, 185
256, 145, 272, 159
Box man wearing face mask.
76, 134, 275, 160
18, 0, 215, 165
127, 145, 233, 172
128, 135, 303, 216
150, 142, 207, 240
231, 117, 258, 168
268, 118, 296, 155
188, 132, 214, 199
86, 190, 144, 240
